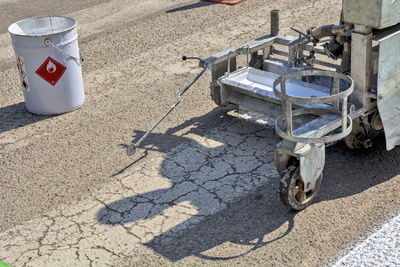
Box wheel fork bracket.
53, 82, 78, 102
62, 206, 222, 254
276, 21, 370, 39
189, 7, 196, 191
275, 142, 325, 193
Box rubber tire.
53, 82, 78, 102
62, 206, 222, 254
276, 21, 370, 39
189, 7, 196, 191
279, 165, 322, 211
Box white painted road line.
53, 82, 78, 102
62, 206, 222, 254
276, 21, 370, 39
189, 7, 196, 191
333, 213, 400, 266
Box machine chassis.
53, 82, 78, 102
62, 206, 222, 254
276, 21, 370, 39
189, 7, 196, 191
200, 8, 400, 210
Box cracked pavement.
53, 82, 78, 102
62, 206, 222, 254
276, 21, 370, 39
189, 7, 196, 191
0, 113, 282, 266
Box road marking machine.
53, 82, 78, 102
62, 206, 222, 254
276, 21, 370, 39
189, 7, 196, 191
132, 0, 400, 210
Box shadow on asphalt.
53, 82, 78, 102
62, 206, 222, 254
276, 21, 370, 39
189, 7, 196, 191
321, 134, 400, 201
166, 1, 216, 13
147, 186, 296, 261
148, 189, 296, 261
0, 102, 51, 134
98, 107, 400, 261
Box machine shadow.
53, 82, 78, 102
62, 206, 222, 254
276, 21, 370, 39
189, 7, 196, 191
166, 1, 216, 13
147, 137, 399, 262
321, 134, 400, 201
147, 186, 296, 261
0, 102, 51, 133
98, 107, 399, 262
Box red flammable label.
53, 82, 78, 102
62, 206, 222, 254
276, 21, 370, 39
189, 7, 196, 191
35, 57, 67, 86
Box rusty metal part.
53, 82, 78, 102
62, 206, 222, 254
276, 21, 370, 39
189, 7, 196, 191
344, 116, 373, 149
270, 10, 280, 36
310, 24, 352, 41
311, 25, 334, 42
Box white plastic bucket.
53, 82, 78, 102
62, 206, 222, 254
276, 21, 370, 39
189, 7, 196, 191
8, 16, 85, 115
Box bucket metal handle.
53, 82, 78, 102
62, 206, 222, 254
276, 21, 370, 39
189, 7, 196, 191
44, 38, 83, 64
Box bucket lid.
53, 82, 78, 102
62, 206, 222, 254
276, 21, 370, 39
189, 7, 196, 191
8, 16, 76, 37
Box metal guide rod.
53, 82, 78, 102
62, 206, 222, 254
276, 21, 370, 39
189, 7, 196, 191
129, 60, 210, 154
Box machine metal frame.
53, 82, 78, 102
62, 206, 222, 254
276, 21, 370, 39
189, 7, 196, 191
200, 2, 400, 210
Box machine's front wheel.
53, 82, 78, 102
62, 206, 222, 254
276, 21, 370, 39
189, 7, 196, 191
279, 165, 322, 210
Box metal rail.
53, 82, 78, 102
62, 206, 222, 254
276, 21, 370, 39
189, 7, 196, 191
128, 60, 211, 155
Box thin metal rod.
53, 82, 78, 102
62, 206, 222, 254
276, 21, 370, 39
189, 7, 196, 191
333, 76, 340, 110
133, 65, 210, 148
285, 101, 293, 135
342, 97, 348, 132
280, 79, 292, 135
227, 51, 232, 75
246, 46, 250, 68
290, 27, 309, 39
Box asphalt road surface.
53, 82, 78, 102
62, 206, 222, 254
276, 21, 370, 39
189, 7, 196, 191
0, 0, 399, 266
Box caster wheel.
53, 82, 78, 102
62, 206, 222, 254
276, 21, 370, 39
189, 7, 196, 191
279, 165, 322, 210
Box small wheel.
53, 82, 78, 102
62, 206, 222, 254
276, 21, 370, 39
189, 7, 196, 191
279, 165, 322, 210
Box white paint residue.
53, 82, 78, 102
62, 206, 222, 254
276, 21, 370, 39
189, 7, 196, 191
333, 213, 400, 266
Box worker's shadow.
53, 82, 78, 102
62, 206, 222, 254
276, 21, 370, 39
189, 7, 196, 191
97, 107, 400, 262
